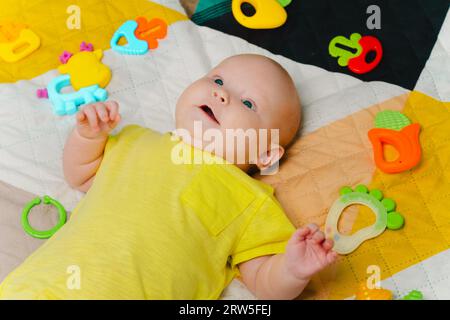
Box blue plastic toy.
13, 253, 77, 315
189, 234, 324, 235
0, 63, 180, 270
47, 75, 108, 116
111, 20, 148, 55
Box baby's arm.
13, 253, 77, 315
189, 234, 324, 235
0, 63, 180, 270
239, 224, 337, 300
63, 101, 120, 192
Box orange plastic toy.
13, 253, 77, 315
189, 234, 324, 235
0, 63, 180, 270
355, 283, 393, 300
0, 22, 40, 62
368, 123, 421, 174
0, 21, 27, 43
134, 17, 167, 50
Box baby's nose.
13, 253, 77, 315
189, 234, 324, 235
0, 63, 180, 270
212, 89, 229, 104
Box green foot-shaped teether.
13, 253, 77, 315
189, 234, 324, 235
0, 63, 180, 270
326, 184, 404, 254
340, 185, 404, 230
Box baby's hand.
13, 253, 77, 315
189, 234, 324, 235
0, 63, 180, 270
284, 224, 338, 281
76, 101, 121, 139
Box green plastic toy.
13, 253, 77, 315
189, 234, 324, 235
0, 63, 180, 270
374, 110, 411, 131
387, 211, 404, 230
326, 184, 405, 254
21, 195, 67, 239
277, 0, 292, 6
341, 185, 404, 231
402, 290, 423, 300
328, 33, 363, 67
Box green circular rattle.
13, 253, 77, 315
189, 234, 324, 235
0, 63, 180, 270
21, 196, 67, 239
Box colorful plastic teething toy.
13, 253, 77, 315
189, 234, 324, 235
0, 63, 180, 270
59, 50, 73, 64
80, 41, 94, 52
402, 290, 423, 300
111, 20, 148, 55
277, 0, 292, 6
375, 110, 411, 130
36, 88, 48, 99
0, 24, 40, 63
47, 74, 108, 115
0, 21, 27, 43
355, 283, 393, 300
231, 0, 287, 29
329, 33, 383, 74
348, 35, 383, 74
328, 33, 362, 67
135, 17, 168, 50
325, 184, 404, 254
21, 196, 67, 239
368, 110, 421, 174
58, 48, 111, 90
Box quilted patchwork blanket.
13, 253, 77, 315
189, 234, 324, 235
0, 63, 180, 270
0, 0, 449, 300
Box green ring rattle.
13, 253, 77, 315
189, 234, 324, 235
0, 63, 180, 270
21, 196, 67, 239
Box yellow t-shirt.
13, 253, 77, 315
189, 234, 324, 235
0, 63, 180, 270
0, 125, 295, 299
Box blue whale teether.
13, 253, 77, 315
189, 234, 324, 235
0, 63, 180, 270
111, 20, 148, 55
47, 75, 108, 116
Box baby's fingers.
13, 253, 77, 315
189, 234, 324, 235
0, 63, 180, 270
322, 239, 334, 251
76, 110, 87, 123
306, 223, 319, 239
83, 104, 100, 131
105, 101, 120, 121
289, 227, 311, 244
311, 230, 325, 244
95, 103, 109, 123
326, 251, 338, 264
108, 113, 121, 130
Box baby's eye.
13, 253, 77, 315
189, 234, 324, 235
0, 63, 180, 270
242, 99, 255, 110
214, 78, 224, 86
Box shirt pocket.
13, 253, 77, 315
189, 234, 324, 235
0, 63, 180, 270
180, 166, 256, 236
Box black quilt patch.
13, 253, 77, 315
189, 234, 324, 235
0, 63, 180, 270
193, 0, 449, 90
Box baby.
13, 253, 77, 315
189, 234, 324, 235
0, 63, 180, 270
0, 54, 337, 300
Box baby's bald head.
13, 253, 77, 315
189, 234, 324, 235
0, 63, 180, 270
175, 53, 301, 171
217, 54, 301, 147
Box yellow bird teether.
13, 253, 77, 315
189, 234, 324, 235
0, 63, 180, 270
58, 49, 112, 91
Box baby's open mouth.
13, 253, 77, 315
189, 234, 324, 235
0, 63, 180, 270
199, 105, 220, 125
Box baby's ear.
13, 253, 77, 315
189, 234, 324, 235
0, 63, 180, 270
256, 145, 285, 172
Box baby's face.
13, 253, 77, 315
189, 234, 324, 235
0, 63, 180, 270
175, 54, 300, 169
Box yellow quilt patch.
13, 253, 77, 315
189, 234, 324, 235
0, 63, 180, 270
0, 0, 187, 82
327, 91, 450, 299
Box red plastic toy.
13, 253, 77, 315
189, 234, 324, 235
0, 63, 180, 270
348, 35, 383, 74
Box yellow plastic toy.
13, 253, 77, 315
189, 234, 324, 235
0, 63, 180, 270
58, 49, 112, 91
0, 25, 40, 63
231, 0, 287, 29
